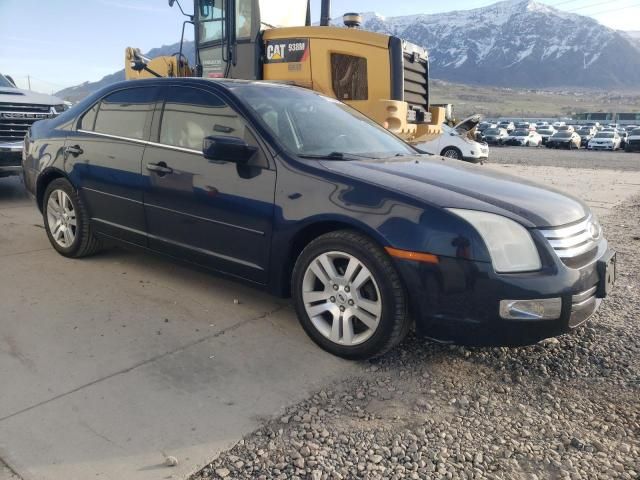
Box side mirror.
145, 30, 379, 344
203, 135, 257, 164
168, 0, 175, 5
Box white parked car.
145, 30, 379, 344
587, 132, 621, 151
537, 126, 557, 144
505, 129, 543, 147
416, 115, 489, 163
552, 121, 566, 128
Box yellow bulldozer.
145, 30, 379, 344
125, 0, 443, 142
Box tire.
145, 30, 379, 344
42, 178, 102, 258
291, 230, 410, 360
440, 147, 462, 160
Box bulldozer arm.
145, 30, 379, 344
125, 47, 192, 80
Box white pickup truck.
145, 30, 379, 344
0, 73, 68, 178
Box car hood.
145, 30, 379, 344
321, 156, 587, 228
0, 87, 63, 106
453, 114, 482, 133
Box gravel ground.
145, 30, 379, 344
488, 146, 640, 171
192, 196, 640, 480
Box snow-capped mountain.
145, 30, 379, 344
335, 0, 640, 88
57, 0, 640, 101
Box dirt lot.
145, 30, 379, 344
1, 148, 639, 480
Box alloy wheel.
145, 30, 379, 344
302, 251, 382, 346
46, 189, 77, 248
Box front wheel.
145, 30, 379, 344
441, 147, 462, 160
292, 230, 410, 360
43, 178, 102, 258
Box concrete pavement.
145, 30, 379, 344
0, 176, 357, 480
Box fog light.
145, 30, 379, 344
499, 298, 562, 320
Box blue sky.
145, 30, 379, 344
1, 0, 639, 93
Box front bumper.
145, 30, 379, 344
0, 141, 23, 177
588, 144, 615, 150
463, 155, 488, 163
546, 141, 572, 149
393, 242, 613, 346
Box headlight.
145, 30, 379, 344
447, 209, 541, 273
53, 104, 68, 114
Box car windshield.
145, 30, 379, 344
231, 83, 416, 159
0, 74, 14, 88
538, 129, 553, 133
631, 129, 640, 136
554, 132, 572, 138
485, 128, 500, 134
513, 130, 529, 136
578, 128, 591, 134
595, 132, 614, 138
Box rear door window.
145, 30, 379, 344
93, 87, 157, 140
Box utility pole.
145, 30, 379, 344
27, 75, 31, 90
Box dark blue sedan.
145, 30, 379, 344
22, 78, 616, 359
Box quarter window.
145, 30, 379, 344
93, 88, 156, 140
331, 54, 368, 101
79, 103, 99, 131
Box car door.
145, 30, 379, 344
142, 85, 276, 283
66, 86, 159, 246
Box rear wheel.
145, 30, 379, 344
43, 178, 102, 258
441, 147, 462, 160
292, 230, 409, 360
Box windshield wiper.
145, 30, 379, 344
297, 151, 370, 161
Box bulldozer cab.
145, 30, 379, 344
195, 0, 308, 79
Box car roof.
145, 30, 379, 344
101, 77, 297, 96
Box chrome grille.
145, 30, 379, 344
539, 216, 601, 259
0, 102, 54, 142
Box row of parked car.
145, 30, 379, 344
477, 120, 640, 152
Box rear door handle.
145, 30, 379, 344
64, 145, 83, 156
146, 162, 173, 175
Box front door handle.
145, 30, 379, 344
64, 145, 83, 156
146, 162, 173, 175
